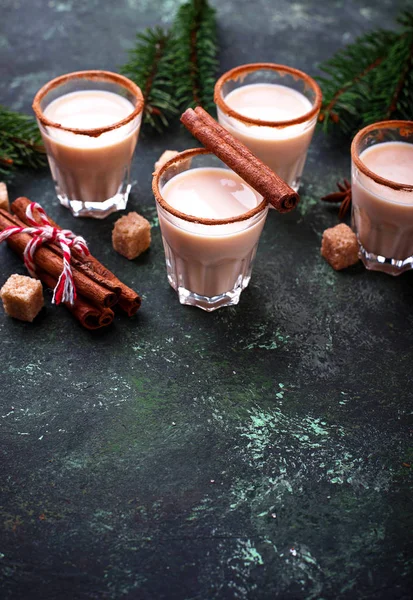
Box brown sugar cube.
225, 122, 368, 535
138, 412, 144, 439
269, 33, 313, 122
321, 223, 359, 270
0, 274, 44, 322
153, 150, 192, 177
112, 212, 151, 260
0, 182, 10, 212
154, 150, 179, 173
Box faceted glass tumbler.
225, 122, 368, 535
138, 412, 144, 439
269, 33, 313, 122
33, 70, 144, 219
152, 149, 269, 312
351, 120, 413, 275
214, 63, 322, 192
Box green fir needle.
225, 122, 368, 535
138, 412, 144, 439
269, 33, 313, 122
318, 10, 413, 137
0, 105, 46, 179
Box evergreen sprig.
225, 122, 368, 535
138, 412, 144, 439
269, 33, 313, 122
170, 0, 218, 112
121, 27, 178, 131
0, 105, 46, 179
120, 0, 218, 132
318, 10, 413, 137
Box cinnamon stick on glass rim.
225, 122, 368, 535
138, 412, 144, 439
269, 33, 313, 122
11, 197, 141, 316
180, 106, 299, 213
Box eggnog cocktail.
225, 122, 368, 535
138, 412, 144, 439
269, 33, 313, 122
351, 121, 413, 275
153, 149, 268, 311
33, 71, 144, 218
215, 64, 322, 191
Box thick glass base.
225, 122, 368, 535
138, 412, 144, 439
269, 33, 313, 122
176, 285, 242, 312
164, 248, 254, 311
359, 243, 413, 276
58, 186, 131, 219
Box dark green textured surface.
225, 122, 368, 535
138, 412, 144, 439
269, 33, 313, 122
1, 1, 413, 599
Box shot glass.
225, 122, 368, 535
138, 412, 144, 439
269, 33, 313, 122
351, 121, 413, 275
214, 63, 322, 191
152, 149, 269, 311
33, 70, 144, 218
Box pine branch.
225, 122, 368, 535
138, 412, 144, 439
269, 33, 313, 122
170, 0, 219, 113
0, 105, 46, 179
385, 40, 413, 118
121, 27, 178, 132
119, 1, 218, 132
318, 10, 413, 137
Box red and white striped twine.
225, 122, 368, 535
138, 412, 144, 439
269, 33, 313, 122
0, 202, 89, 305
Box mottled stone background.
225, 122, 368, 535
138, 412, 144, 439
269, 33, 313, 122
1, 1, 412, 599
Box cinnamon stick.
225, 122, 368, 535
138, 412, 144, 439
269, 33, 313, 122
181, 107, 299, 213
85, 261, 141, 316
12, 198, 141, 316
0, 209, 117, 308
12, 198, 120, 298
39, 270, 114, 330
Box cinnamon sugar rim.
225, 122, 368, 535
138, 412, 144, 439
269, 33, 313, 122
33, 70, 144, 138
214, 63, 322, 128
351, 120, 413, 191
152, 148, 268, 226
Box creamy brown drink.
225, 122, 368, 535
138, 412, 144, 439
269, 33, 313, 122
351, 121, 413, 275
219, 83, 314, 186
33, 71, 143, 218
215, 64, 322, 192
154, 152, 269, 311
42, 90, 138, 205
353, 143, 413, 258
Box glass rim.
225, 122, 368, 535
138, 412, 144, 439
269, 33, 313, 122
351, 120, 413, 192
152, 147, 269, 226
32, 70, 144, 138
214, 62, 322, 128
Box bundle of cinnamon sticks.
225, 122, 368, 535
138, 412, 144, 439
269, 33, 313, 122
0, 197, 141, 329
